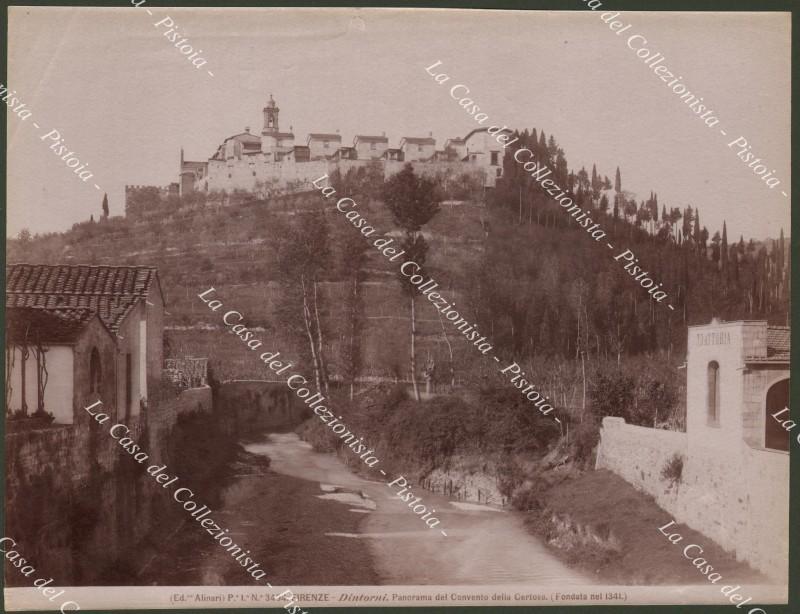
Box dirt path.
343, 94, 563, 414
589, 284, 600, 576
248, 433, 589, 586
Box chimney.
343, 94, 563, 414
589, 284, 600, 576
382, 131, 386, 137
429, 131, 433, 137
244, 126, 250, 133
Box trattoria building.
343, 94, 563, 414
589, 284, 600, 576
597, 319, 790, 582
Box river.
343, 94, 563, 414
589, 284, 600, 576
245, 432, 589, 586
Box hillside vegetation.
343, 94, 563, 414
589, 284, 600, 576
9, 127, 789, 432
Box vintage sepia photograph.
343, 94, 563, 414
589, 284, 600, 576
2, 3, 793, 612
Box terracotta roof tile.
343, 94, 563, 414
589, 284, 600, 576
6, 307, 101, 344
354, 135, 388, 144
6, 264, 158, 333
767, 326, 790, 358
401, 137, 436, 146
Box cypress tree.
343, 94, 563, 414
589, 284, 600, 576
693, 209, 702, 246
721, 221, 729, 275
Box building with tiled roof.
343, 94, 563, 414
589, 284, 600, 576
354, 134, 388, 160
307, 133, 342, 160
176, 95, 507, 198
7, 264, 160, 333
598, 318, 790, 583
5, 263, 165, 425
443, 137, 467, 161
6, 305, 117, 425
687, 319, 791, 453
6, 307, 106, 345
307, 132, 342, 141
399, 136, 437, 161
354, 134, 388, 143
762, 326, 790, 362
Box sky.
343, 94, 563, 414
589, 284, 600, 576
5, 7, 791, 241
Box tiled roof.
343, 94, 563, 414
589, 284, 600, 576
464, 127, 512, 142
6, 307, 104, 344
7, 294, 139, 334
181, 161, 206, 171
259, 131, 295, 139
744, 325, 790, 364
224, 132, 261, 143
401, 137, 436, 146
8, 264, 157, 297
767, 326, 790, 359
354, 135, 388, 144
308, 133, 342, 141
6, 264, 160, 333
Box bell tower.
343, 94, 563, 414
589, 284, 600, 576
262, 94, 279, 135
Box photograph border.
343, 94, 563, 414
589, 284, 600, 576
0, 0, 796, 613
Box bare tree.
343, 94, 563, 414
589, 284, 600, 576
273, 207, 331, 395
382, 165, 441, 402
5, 342, 16, 416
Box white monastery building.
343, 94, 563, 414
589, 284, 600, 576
179, 95, 508, 196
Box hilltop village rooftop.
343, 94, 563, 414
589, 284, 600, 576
178, 95, 510, 195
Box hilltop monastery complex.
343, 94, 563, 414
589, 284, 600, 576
177, 95, 507, 197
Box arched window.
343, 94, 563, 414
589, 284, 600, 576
707, 361, 720, 426
89, 347, 101, 394
765, 378, 790, 451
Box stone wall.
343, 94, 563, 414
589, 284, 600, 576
4, 415, 147, 584
595, 417, 687, 512
674, 442, 789, 583
738, 446, 790, 579
596, 416, 789, 582
202, 157, 494, 196
4, 386, 212, 585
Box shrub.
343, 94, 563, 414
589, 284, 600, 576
511, 480, 549, 511
661, 453, 684, 486
148, 374, 183, 402
572, 418, 601, 466
481, 386, 562, 453
496, 457, 525, 498
633, 377, 680, 428
589, 369, 635, 420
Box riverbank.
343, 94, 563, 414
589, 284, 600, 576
137, 447, 379, 586
251, 432, 588, 586
519, 468, 766, 585
295, 385, 765, 587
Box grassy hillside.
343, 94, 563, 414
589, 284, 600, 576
8, 192, 487, 384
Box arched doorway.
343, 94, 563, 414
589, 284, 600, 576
764, 378, 790, 451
